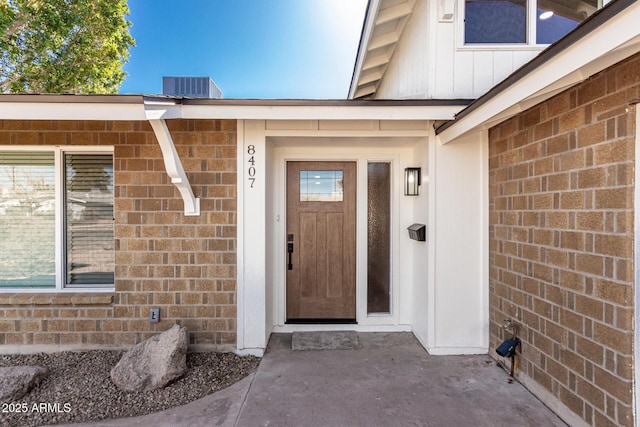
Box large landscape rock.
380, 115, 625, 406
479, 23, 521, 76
0, 365, 48, 400
110, 324, 188, 392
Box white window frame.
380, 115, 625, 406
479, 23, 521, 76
0, 145, 115, 293
457, 0, 596, 49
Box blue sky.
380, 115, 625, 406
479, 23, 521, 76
119, 0, 368, 99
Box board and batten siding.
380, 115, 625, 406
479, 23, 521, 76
375, 0, 542, 100
375, 0, 429, 99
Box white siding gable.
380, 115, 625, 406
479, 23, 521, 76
369, 0, 544, 100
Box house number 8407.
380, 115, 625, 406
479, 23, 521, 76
247, 145, 256, 188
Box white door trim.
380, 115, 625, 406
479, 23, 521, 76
269, 141, 414, 332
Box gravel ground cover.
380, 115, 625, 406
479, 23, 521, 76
0, 350, 260, 427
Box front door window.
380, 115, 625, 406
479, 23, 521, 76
299, 170, 344, 202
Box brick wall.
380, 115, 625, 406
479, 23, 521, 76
489, 54, 638, 426
0, 119, 237, 350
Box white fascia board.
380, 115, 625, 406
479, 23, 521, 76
349, 0, 382, 99
180, 104, 463, 121
0, 98, 463, 122
0, 102, 146, 120
438, 2, 640, 144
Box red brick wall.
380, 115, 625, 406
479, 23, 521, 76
489, 54, 638, 426
0, 119, 237, 350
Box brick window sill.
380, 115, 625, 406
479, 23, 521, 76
0, 293, 114, 306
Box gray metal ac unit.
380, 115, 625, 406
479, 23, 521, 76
162, 76, 222, 98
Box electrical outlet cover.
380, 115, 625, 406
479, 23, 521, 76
149, 307, 160, 323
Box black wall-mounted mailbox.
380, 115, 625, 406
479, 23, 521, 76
407, 223, 426, 241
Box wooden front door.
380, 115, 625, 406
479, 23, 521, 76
286, 161, 356, 322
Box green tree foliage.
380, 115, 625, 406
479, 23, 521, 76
0, 0, 135, 94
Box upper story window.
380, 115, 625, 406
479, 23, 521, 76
465, 0, 527, 43
464, 0, 600, 45
0, 148, 114, 291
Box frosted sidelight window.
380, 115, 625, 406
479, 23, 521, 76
64, 154, 114, 287
367, 162, 391, 314
0, 151, 56, 288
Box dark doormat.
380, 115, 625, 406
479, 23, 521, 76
291, 331, 361, 351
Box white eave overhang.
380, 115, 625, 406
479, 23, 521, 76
348, 0, 416, 99
0, 96, 469, 216
436, 0, 640, 144
0, 95, 204, 216
0, 95, 149, 120
150, 99, 467, 121
0, 97, 467, 122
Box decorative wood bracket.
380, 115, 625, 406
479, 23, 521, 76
148, 119, 200, 216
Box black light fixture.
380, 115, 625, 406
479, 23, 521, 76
404, 167, 421, 196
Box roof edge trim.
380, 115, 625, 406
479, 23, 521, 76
348, 0, 376, 99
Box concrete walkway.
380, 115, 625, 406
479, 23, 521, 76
61, 333, 566, 427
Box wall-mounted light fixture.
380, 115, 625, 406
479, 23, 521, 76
404, 167, 421, 196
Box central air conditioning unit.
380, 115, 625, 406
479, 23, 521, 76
162, 76, 223, 99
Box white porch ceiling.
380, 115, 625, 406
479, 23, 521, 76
349, 0, 416, 99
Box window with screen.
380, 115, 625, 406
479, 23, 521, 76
64, 153, 114, 287
0, 149, 114, 291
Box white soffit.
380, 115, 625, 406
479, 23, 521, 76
438, 0, 640, 144
349, 0, 416, 99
